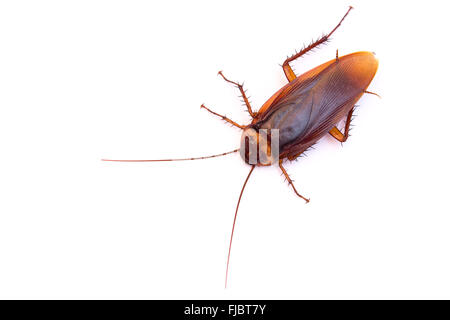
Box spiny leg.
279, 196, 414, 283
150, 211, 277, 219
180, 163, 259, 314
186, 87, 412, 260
282, 6, 353, 82
218, 71, 256, 118
329, 90, 380, 142
329, 107, 354, 142
287, 152, 303, 161
279, 160, 310, 203
200, 104, 245, 129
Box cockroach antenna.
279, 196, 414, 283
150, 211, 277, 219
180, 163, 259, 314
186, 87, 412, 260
102, 147, 256, 289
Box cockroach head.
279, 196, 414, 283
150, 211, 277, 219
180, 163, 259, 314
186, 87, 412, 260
240, 127, 279, 166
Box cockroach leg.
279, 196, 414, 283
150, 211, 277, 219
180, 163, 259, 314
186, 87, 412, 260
218, 71, 256, 118
329, 107, 354, 142
282, 6, 353, 82
329, 127, 346, 142
200, 104, 245, 129
225, 165, 256, 288
287, 152, 303, 161
364, 90, 381, 98
336, 49, 339, 62
279, 160, 310, 203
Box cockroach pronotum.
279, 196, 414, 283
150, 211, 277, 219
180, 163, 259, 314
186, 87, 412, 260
103, 6, 379, 287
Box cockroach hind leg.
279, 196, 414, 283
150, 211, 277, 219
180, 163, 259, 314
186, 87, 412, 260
281, 6, 353, 82
329, 126, 346, 143
279, 160, 310, 203
217, 71, 256, 118
200, 104, 245, 129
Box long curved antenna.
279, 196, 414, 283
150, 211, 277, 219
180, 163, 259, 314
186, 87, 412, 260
101, 149, 239, 162
225, 165, 256, 288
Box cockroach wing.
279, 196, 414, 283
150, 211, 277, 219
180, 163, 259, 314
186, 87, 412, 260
255, 51, 378, 159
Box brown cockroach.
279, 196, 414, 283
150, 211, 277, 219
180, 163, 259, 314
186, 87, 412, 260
103, 6, 379, 287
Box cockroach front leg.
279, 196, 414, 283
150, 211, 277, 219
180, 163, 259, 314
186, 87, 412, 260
200, 104, 245, 129
282, 6, 353, 82
218, 71, 256, 118
329, 107, 354, 142
279, 160, 310, 203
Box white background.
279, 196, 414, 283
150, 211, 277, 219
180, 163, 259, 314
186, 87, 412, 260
0, 0, 449, 299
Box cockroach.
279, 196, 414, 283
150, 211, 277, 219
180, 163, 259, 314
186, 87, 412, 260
102, 6, 379, 287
